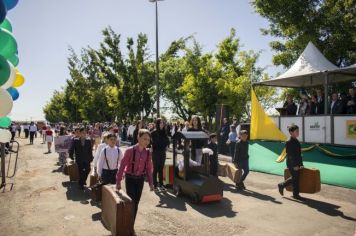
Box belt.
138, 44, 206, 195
125, 173, 145, 179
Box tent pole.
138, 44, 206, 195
324, 73, 328, 115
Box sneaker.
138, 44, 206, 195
278, 184, 284, 196
160, 185, 167, 192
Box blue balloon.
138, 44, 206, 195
4, 0, 18, 11
6, 86, 19, 101
0, 0, 7, 23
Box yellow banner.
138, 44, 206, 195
250, 89, 287, 141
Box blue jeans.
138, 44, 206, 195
237, 160, 249, 183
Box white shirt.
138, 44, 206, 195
127, 125, 135, 137
235, 124, 241, 141
97, 146, 123, 177
29, 125, 37, 132
93, 143, 107, 167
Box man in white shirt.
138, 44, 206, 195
127, 123, 136, 142
29, 122, 37, 144
97, 134, 123, 184
92, 132, 109, 174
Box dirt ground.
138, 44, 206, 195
1, 137, 356, 236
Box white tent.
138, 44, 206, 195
256, 42, 340, 87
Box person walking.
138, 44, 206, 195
29, 122, 37, 145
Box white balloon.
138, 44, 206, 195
1, 61, 16, 89
0, 88, 13, 117
0, 129, 11, 143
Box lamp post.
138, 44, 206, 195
149, 0, 164, 118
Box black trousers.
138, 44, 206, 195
101, 169, 118, 184
237, 160, 249, 183
152, 149, 166, 187
210, 158, 218, 176
29, 132, 35, 144
24, 129, 29, 138
229, 142, 236, 158
77, 162, 91, 187
281, 167, 300, 196
125, 175, 144, 222
11, 132, 15, 141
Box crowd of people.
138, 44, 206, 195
283, 87, 356, 115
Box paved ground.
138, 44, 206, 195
1, 137, 356, 236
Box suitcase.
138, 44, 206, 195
102, 185, 135, 236
163, 164, 174, 186
217, 163, 227, 177
284, 168, 321, 194
89, 173, 98, 187
68, 161, 80, 182
91, 182, 104, 202
226, 163, 241, 183
63, 159, 73, 175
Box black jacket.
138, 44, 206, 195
283, 102, 297, 116
347, 95, 356, 114
316, 97, 325, 114
329, 100, 343, 114
151, 129, 169, 151
69, 138, 93, 164
286, 137, 303, 168
233, 140, 249, 164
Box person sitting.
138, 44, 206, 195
329, 93, 343, 115
346, 87, 356, 114
283, 95, 297, 116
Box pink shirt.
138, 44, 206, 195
116, 145, 153, 187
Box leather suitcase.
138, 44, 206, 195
284, 168, 321, 193
217, 163, 227, 177
68, 161, 80, 182
226, 163, 241, 183
102, 185, 135, 236
91, 182, 104, 202
90, 173, 98, 187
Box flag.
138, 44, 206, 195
250, 89, 287, 141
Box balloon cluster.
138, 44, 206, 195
0, 0, 22, 142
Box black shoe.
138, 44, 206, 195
278, 184, 284, 196
236, 183, 242, 190
240, 182, 246, 190
292, 195, 304, 201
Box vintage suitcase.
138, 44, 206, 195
102, 185, 135, 236
226, 163, 241, 183
68, 161, 80, 182
284, 168, 321, 194
163, 164, 174, 186
89, 173, 98, 187
217, 163, 227, 177
91, 182, 104, 202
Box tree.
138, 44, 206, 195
252, 0, 356, 68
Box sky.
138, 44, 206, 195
6, 0, 282, 121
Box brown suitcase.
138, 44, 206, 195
217, 163, 227, 177
102, 185, 135, 236
68, 161, 80, 182
90, 173, 98, 187
91, 182, 104, 202
284, 168, 321, 193
226, 163, 241, 183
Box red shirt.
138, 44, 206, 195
42, 126, 47, 131
46, 130, 53, 136
116, 145, 153, 187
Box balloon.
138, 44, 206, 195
0, 28, 17, 59
12, 70, 24, 87
0, 128, 11, 143
0, 0, 6, 24
6, 86, 18, 100
1, 61, 15, 89
4, 0, 18, 11
0, 55, 10, 86
0, 88, 13, 117
0, 116, 11, 128
8, 53, 18, 66
0, 18, 12, 32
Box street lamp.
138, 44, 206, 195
149, 0, 164, 118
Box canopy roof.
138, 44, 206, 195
256, 42, 356, 88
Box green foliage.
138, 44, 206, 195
252, 0, 356, 67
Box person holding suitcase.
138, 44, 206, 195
69, 127, 94, 190
278, 124, 304, 200
116, 129, 154, 222
97, 134, 123, 184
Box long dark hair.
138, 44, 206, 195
190, 116, 202, 130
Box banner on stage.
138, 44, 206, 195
54, 135, 72, 152
347, 120, 356, 139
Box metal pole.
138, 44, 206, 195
1, 143, 6, 188
155, 0, 160, 117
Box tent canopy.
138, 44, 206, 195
255, 42, 356, 88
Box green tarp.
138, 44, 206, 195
249, 141, 356, 189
